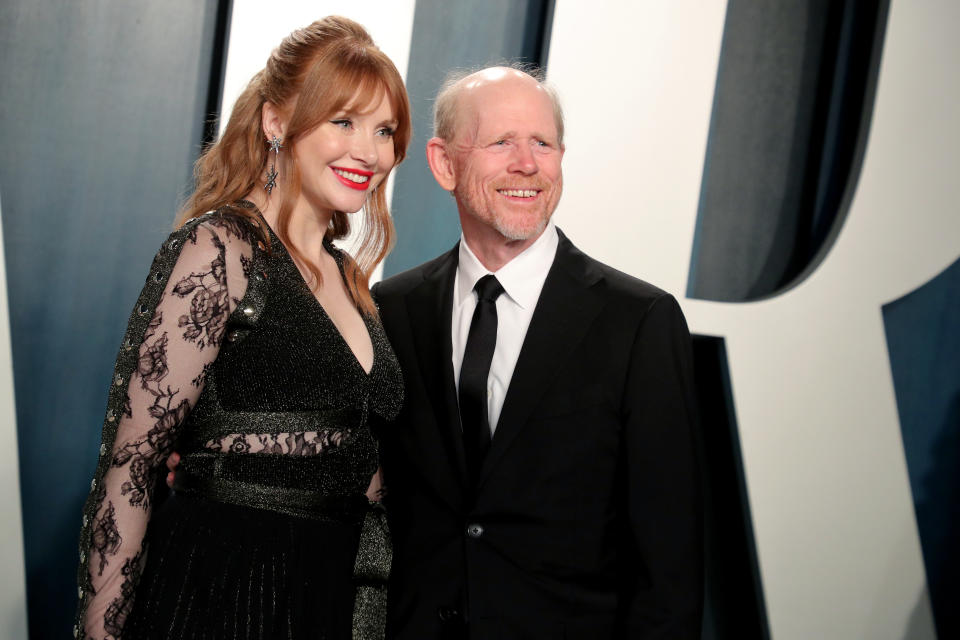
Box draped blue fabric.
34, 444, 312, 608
0, 1, 223, 636
688, 0, 888, 302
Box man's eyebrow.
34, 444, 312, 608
493, 130, 556, 141
533, 128, 561, 139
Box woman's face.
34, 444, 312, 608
294, 93, 397, 216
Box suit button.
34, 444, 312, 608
466, 523, 484, 538
437, 606, 460, 622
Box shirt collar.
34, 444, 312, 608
455, 222, 559, 310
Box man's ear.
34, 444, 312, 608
426, 137, 457, 191
261, 102, 286, 142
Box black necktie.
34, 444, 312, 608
459, 274, 505, 485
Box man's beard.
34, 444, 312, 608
492, 213, 549, 241
455, 184, 558, 241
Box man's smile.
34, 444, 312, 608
497, 188, 540, 199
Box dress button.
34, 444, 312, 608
107, 409, 115, 422
466, 523, 484, 538
242, 306, 254, 317
226, 330, 240, 342
114, 374, 123, 386
437, 606, 460, 622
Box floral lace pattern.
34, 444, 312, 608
90, 500, 121, 577
203, 429, 348, 455
102, 551, 144, 637
174, 232, 231, 350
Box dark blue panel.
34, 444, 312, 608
0, 1, 224, 636
883, 256, 960, 639
692, 336, 769, 640
688, 0, 888, 302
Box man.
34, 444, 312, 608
372, 67, 703, 639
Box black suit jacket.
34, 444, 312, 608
372, 230, 702, 639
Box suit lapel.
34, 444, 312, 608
405, 247, 468, 502
479, 231, 605, 488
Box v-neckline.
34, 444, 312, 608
252, 208, 376, 377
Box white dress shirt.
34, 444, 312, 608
451, 223, 559, 435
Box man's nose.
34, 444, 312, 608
508, 142, 538, 174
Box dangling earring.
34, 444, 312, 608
265, 135, 283, 194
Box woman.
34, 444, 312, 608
75, 16, 411, 639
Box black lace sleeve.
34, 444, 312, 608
74, 214, 255, 640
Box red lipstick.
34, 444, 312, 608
330, 166, 374, 191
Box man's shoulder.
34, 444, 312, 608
372, 247, 457, 300
572, 249, 690, 337
559, 232, 674, 309
598, 258, 668, 300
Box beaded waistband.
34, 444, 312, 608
172, 453, 368, 523
181, 406, 365, 442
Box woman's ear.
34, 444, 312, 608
261, 101, 286, 142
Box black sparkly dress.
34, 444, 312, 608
74, 204, 403, 640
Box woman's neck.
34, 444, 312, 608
245, 190, 333, 258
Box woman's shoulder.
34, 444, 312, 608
180, 203, 263, 248
145, 205, 265, 293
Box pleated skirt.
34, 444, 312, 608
123, 493, 362, 639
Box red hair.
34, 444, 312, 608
177, 16, 411, 315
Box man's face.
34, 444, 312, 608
446, 71, 564, 241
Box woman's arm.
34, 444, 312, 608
76, 217, 253, 640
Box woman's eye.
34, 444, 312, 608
376, 127, 395, 138
330, 119, 352, 129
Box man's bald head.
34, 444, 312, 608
433, 66, 564, 145
424, 65, 565, 261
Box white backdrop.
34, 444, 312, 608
548, 1, 959, 638
4, 1, 955, 637
0, 193, 27, 638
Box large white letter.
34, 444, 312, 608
548, 1, 959, 637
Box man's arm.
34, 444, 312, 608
619, 293, 704, 637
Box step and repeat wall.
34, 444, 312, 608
1, 1, 956, 638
